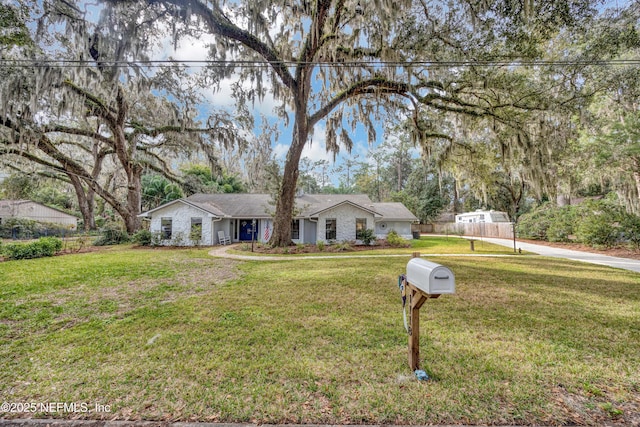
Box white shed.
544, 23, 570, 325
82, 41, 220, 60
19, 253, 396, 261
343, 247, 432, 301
0, 200, 78, 229
455, 209, 510, 224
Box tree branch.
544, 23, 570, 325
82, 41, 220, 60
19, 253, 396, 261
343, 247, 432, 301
138, 157, 184, 184
0, 147, 64, 171
43, 124, 113, 146
130, 124, 226, 139
2, 125, 130, 218
296, 0, 333, 86
309, 77, 410, 126
149, 0, 297, 92
62, 80, 117, 123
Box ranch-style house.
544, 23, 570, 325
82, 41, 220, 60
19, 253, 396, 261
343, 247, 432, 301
138, 193, 418, 246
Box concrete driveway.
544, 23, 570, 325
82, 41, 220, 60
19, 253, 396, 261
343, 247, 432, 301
477, 237, 640, 273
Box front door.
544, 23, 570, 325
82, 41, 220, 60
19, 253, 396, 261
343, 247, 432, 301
239, 219, 258, 241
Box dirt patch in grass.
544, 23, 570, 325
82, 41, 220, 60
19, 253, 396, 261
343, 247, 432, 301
5, 257, 242, 337
552, 384, 640, 426
77, 257, 239, 305
163, 257, 241, 294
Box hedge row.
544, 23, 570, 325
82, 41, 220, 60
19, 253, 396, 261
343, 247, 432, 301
1, 237, 64, 260
517, 198, 640, 248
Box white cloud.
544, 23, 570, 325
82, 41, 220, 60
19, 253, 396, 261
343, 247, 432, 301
302, 124, 333, 162
272, 124, 333, 163
276, 124, 382, 168
200, 75, 282, 117
153, 31, 282, 117
174, 38, 213, 62
273, 143, 289, 159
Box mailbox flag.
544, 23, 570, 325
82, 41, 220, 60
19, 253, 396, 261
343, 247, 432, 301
263, 220, 271, 242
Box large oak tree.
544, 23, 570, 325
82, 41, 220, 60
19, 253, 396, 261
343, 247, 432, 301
120, 0, 417, 246
0, 1, 244, 232
123, 0, 607, 246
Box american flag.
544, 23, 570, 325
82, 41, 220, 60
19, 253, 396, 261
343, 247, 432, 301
263, 220, 271, 241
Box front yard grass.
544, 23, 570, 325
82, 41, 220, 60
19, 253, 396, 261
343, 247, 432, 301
231, 235, 516, 256
1, 245, 638, 425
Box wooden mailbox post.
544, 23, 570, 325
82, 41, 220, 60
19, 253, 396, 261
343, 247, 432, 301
405, 253, 455, 371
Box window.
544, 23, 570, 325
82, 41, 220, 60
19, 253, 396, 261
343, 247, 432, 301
190, 217, 202, 241
491, 213, 509, 222
356, 218, 367, 240
161, 218, 172, 239
325, 219, 336, 240
291, 219, 300, 240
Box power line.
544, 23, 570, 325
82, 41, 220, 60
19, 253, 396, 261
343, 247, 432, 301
1, 58, 640, 68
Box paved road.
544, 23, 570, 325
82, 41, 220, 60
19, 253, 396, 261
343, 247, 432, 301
477, 237, 640, 273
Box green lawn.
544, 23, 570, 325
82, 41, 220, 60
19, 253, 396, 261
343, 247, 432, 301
1, 244, 638, 424
410, 235, 514, 253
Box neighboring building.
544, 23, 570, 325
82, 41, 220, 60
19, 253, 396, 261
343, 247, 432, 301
138, 193, 418, 246
455, 209, 511, 224
0, 200, 78, 229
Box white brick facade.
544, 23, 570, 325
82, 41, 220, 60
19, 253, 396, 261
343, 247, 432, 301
375, 220, 412, 240
148, 203, 215, 246
316, 204, 375, 243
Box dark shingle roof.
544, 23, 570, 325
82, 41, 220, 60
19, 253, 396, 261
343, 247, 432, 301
295, 194, 376, 216
185, 193, 381, 218
141, 193, 417, 222
186, 193, 273, 218
370, 202, 419, 221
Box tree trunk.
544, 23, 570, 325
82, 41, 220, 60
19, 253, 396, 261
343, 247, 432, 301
556, 194, 570, 206
123, 163, 143, 234
633, 158, 640, 204
269, 116, 309, 247
84, 141, 105, 231
122, 211, 139, 234
85, 189, 97, 230
556, 182, 571, 206
68, 174, 96, 231
453, 178, 460, 214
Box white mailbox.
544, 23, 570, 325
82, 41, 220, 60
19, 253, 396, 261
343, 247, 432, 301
406, 258, 455, 295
